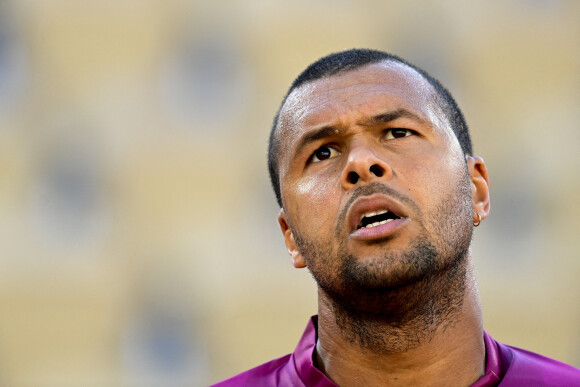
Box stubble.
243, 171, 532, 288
291, 176, 474, 353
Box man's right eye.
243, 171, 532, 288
310, 146, 339, 163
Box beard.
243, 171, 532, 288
291, 176, 474, 353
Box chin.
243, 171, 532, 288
343, 241, 440, 287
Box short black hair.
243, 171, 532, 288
268, 48, 472, 208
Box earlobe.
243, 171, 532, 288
277, 209, 307, 268
466, 156, 491, 222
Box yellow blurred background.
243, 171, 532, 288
0, 0, 578, 385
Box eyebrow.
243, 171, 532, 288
292, 125, 345, 161
358, 108, 427, 126
291, 108, 426, 161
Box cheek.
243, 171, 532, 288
402, 156, 441, 187
295, 175, 320, 196
401, 150, 465, 204
288, 175, 340, 230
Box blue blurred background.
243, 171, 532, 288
0, 0, 578, 385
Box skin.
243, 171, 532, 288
275, 61, 491, 386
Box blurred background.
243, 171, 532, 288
0, 0, 578, 385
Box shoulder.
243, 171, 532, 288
498, 342, 580, 386
211, 316, 321, 387
210, 354, 294, 387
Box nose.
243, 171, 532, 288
340, 141, 392, 189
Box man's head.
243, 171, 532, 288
268, 49, 473, 209
269, 49, 490, 333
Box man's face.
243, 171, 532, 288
276, 62, 479, 312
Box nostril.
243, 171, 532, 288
370, 164, 384, 177
347, 171, 359, 184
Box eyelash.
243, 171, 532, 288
309, 145, 340, 163
384, 128, 415, 140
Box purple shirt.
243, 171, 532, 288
213, 316, 580, 386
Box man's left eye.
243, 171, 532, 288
385, 128, 413, 140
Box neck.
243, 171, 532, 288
315, 257, 485, 386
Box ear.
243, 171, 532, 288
466, 156, 490, 222
277, 209, 306, 268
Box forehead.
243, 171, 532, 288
287, 61, 433, 117
276, 61, 450, 161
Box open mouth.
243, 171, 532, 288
356, 210, 401, 229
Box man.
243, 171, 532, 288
213, 49, 580, 386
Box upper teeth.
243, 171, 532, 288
359, 209, 393, 229
362, 209, 388, 219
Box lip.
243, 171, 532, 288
350, 217, 409, 241
347, 194, 410, 241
